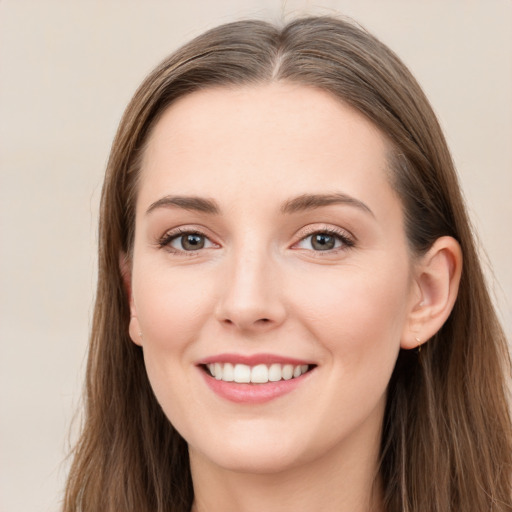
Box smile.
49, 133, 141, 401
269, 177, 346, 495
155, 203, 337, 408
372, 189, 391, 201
197, 354, 316, 403
206, 363, 311, 384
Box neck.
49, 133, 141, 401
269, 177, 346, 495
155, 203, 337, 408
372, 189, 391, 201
189, 420, 384, 512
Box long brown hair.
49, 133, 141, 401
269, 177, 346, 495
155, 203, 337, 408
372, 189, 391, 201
64, 16, 512, 511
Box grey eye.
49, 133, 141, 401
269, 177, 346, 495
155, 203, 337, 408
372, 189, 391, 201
295, 232, 344, 251
311, 233, 336, 250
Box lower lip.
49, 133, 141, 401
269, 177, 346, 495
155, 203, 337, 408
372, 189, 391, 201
199, 368, 312, 404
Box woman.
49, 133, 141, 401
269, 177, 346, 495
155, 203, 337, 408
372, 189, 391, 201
64, 16, 512, 512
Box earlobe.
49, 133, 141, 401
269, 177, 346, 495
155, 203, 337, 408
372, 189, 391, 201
128, 316, 143, 347
401, 236, 462, 350
119, 252, 143, 347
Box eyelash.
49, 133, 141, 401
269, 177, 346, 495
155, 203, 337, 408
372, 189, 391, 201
293, 226, 355, 254
157, 226, 355, 255
157, 228, 215, 255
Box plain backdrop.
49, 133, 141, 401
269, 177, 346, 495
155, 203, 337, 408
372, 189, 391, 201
0, 1, 511, 511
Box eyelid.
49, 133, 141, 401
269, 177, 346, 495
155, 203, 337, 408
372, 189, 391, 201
155, 223, 355, 255
157, 225, 220, 253
291, 224, 356, 252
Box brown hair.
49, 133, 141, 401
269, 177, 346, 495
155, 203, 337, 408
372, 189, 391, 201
64, 16, 512, 512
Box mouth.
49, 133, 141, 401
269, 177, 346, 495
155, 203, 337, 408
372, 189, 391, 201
196, 354, 317, 403
202, 362, 314, 384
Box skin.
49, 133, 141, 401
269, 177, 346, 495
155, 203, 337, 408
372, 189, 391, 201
124, 83, 462, 512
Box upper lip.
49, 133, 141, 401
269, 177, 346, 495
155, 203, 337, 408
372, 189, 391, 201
196, 353, 315, 366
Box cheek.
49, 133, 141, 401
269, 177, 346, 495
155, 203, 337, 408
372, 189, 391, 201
291, 262, 410, 371
134, 265, 216, 348
284, 264, 410, 445
130, 263, 222, 422
130, 268, 211, 434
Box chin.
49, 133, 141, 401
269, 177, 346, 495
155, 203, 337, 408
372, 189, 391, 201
186, 416, 339, 477
191, 442, 307, 475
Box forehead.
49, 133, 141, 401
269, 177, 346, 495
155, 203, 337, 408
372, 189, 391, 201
139, 83, 396, 216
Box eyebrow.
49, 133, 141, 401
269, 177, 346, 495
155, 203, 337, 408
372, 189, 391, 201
145, 192, 373, 217
280, 193, 374, 217
146, 195, 220, 215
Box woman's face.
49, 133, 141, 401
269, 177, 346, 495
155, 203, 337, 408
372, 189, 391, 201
127, 83, 419, 475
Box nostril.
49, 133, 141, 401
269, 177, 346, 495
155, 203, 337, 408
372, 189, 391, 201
218, 314, 280, 330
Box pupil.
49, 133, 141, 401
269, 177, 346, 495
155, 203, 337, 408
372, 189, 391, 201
183, 234, 204, 250
312, 233, 335, 251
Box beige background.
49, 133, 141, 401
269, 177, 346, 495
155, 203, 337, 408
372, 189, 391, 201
0, 1, 511, 511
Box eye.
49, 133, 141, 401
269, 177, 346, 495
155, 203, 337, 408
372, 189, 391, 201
294, 230, 353, 252
160, 230, 216, 252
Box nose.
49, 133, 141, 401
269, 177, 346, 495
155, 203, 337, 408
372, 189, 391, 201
215, 247, 286, 333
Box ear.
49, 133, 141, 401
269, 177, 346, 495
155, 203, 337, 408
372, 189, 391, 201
119, 252, 143, 347
401, 236, 462, 350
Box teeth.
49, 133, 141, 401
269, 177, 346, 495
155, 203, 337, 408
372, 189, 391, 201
233, 364, 251, 383
268, 363, 282, 382
282, 364, 293, 380
207, 363, 310, 383
251, 364, 268, 383
223, 362, 234, 382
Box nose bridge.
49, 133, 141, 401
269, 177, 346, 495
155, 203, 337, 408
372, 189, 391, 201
216, 236, 285, 331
